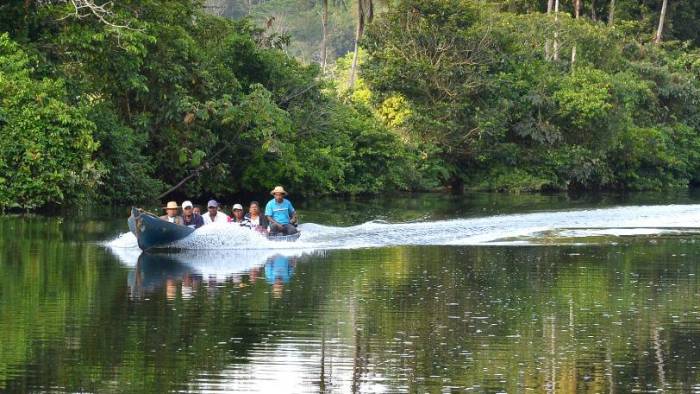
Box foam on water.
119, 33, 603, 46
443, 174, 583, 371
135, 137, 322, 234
107, 204, 700, 252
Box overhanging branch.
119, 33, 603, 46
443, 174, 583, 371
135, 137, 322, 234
37, 0, 133, 29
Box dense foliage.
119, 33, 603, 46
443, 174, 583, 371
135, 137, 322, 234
0, 34, 100, 208
362, 0, 700, 191
0, 0, 417, 209
3, 0, 700, 209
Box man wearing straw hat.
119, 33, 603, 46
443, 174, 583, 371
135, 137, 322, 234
265, 186, 298, 235
159, 201, 184, 225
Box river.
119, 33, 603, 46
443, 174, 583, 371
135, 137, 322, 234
2, 192, 700, 392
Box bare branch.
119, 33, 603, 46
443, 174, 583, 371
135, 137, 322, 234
41, 0, 133, 29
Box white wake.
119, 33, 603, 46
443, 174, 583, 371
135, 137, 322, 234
106, 204, 700, 275
107, 204, 700, 251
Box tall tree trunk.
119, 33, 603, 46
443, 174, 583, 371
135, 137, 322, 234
553, 0, 560, 61
321, 0, 328, 73
349, 0, 366, 88
545, 0, 554, 60
572, 0, 580, 68
608, 0, 615, 25
367, 0, 374, 23
654, 0, 668, 44
591, 0, 597, 21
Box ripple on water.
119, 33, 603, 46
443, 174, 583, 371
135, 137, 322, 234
7, 203, 700, 392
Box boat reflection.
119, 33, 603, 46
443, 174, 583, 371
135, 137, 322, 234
124, 250, 304, 300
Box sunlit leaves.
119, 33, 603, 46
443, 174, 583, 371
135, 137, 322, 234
553, 67, 613, 129
0, 33, 100, 209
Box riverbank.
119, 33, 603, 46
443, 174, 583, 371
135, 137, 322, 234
7, 190, 700, 226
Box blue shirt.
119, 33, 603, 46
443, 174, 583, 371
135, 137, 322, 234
265, 198, 295, 225
265, 256, 294, 284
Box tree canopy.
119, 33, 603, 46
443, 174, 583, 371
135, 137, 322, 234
3, 0, 700, 209
0, 0, 421, 209
360, 0, 700, 191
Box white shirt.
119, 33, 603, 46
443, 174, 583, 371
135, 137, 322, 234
203, 211, 230, 224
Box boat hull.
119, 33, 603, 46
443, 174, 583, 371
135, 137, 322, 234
128, 207, 195, 251
267, 231, 301, 242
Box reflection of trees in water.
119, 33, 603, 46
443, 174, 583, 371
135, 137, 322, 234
1, 239, 311, 392
305, 244, 700, 392
0, 231, 124, 392
5, 234, 700, 392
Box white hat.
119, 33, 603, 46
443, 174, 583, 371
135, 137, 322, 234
233, 203, 243, 210
182, 200, 193, 209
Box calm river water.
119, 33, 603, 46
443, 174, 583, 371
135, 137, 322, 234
3, 192, 700, 392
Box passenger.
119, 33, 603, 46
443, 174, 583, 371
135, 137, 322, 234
181, 200, 204, 229
203, 199, 229, 224
160, 201, 183, 225
192, 206, 202, 216
229, 203, 245, 224
244, 201, 268, 233
265, 186, 298, 235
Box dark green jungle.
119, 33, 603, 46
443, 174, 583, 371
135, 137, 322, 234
3, 0, 700, 209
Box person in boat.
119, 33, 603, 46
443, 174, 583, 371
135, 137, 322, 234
244, 201, 268, 233
160, 201, 184, 224
203, 199, 229, 224
228, 203, 245, 224
193, 206, 202, 216
265, 186, 298, 236
181, 200, 204, 229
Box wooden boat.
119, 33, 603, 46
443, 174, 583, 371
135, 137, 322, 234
128, 207, 301, 250
128, 207, 195, 251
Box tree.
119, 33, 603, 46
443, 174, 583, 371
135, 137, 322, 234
363, 0, 501, 190
545, 0, 554, 59
608, 0, 615, 25
571, 0, 581, 67
27, 0, 131, 27
654, 0, 669, 44
348, 0, 373, 89
0, 33, 101, 209
553, 0, 560, 61
321, 0, 329, 72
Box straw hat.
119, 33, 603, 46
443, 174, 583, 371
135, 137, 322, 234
270, 186, 287, 195
164, 201, 179, 210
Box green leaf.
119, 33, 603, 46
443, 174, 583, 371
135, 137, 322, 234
191, 150, 206, 167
